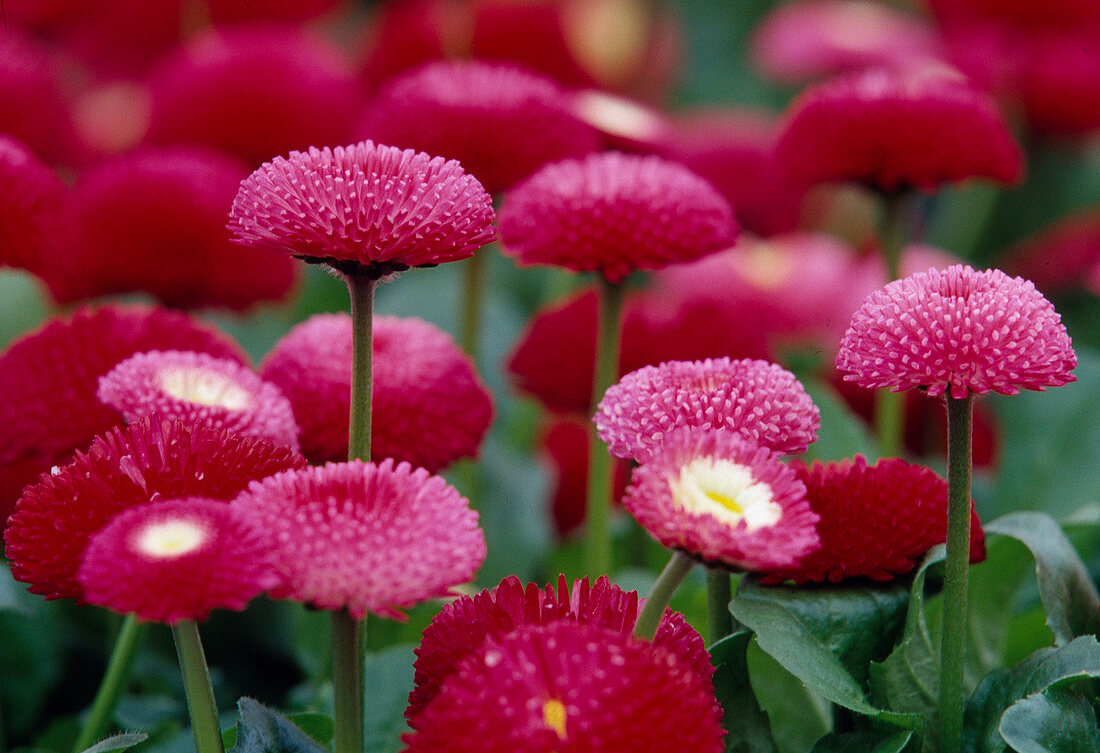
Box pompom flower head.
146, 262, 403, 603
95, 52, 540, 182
77, 497, 278, 623
98, 350, 300, 451
357, 60, 599, 194
0, 135, 70, 277
837, 265, 1077, 398
232, 460, 485, 620
596, 358, 820, 463
229, 141, 496, 278
259, 314, 493, 470
499, 151, 737, 282
403, 621, 725, 753
624, 428, 820, 571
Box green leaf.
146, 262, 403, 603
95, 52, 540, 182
709, 632, 778, 753
808, 729, 914, 753
76, 731, 149, 753
229, 698, 329, 753
984, 512, 1100, 645
0, 565, 29, 616
998, 685, 1100, 753
746, 643, 832, 753
363, 644, 416, 753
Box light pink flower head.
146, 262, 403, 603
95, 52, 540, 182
623, 428, 820, 571
596, 358, 820, 463
499, 151, 737, 283
98, 350, 299, 451
228, 141, 496, 278
837, 265, 1077, 399
232, 459, 486, 620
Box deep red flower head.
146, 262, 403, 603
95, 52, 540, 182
499, 151, 737, 282
53, 0, 184, 79
1004, 209, 1100, 295
927, 0, 1100, 30
77, 497, 278, 623
4, 414, 306, 602
760, 456, 986, 584
597, 358, 820, 463
206, 0, 347, 24
229, 141, 496, 277
776, 67, 1024, 193
98, 350, 300, 452
0, 28, 78, 164
407, 574, 710, 724
259, 313, 493, 470
51, 146, 298, 310
146, 26, 361, 167
1015, 27, 1100, 137
0, 305, 247, 523
837, 265, 1077, 399
624, 428, 820, 571
357, 60, 598, 194
404, 621, 725, 753
0, 135, 71, 276
232, 460, 485, 619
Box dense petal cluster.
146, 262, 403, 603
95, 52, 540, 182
358, 60, 598, 194
837, 265, 1077, 398
777, 68, 1024, 192
260, 314, 493, 470
596, 358, 820, 463
625, 429, 819, 571
229, 141, 496, 277
407, 574, 710, 723
98, 350, 300, 451
77, 497, 278, 623
0, 135, 70, 276
4, 414, 305, 601
404, 621, 725, 753
499, 151, 737, 282
760, 456, 986, 584
232, 460, 485, 619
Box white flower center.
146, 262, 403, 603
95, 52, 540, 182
158, 367, 252, 411
135, 519, 207, 558
669, 457, 782, 531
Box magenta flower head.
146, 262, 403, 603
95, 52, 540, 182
1006, 209, 1100, 296
77, 497, 278, 624
0, 135, 70, 277
229, 141, 496, 278
499, 151, 738, 283
403, 621, 726, 753
837, 265, 1077, 399
623, 428, 820, 571
259, 314, 493, 471
357, 60, 599, 194
97, 350, 300, 452
232, 460, 485, 620
596, 358, 820, 463
406, 574, 711, 724
776, 67, 1024, 193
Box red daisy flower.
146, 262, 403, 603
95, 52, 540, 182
77, 497, 278, 623
760, 456, 986, 584
4, 414, 305, 602
206, 0, 346, 24
231, 460, 485, 620
624, 428, 820, 571
259, 313, 493, 470
403, 621, 725, 753
498, 151, 737, 283
0, 28, 78, 164
837, 265, 1077, 399
0, 135, 71, 277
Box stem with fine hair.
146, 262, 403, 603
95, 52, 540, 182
706, 568, 733, 645
72, 616, 149, 753
939, 393, 974, 753
459, 251, 487, 364
634, 551, 696, 640
875, 192, 914, 457
585, 276, 626, 576
346, 274, 377, 463
172, 620, 223, 753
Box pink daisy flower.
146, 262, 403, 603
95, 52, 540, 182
498, 151, 737, 283
837, 265, 1077, 399
231, 460, 485, 620
406, 574, 711, 723
623, 428, 820, 571
259, 314, 493, 471
77, 497, 278, 624
357, 60, 598, 194
596, 358, 820, 463
0, 135, 71, 277
228, 141, 496, 278
4, 414, 305, 602
403, 621, 725, 753
760, 456, 986, 584
97, 350, 300, 451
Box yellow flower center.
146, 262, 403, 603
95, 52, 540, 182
669, 457, 782, 531
734, 242, 794, 291
543, 698, 567, 740
135, 519, 207, 558
158, 367, 252, 411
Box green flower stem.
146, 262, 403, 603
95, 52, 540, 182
706, 568, 733, 645
585, 276, 626, 576
171, 620, 223, 753
875, 192, 915, 458
459, 251, 488, 365
346, 273, 377, 464
939, 393, 974, 753
72, 615, 148, 753
875, 388, 905, 458
635, 551, 696, 640
331, 610, 362, 753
